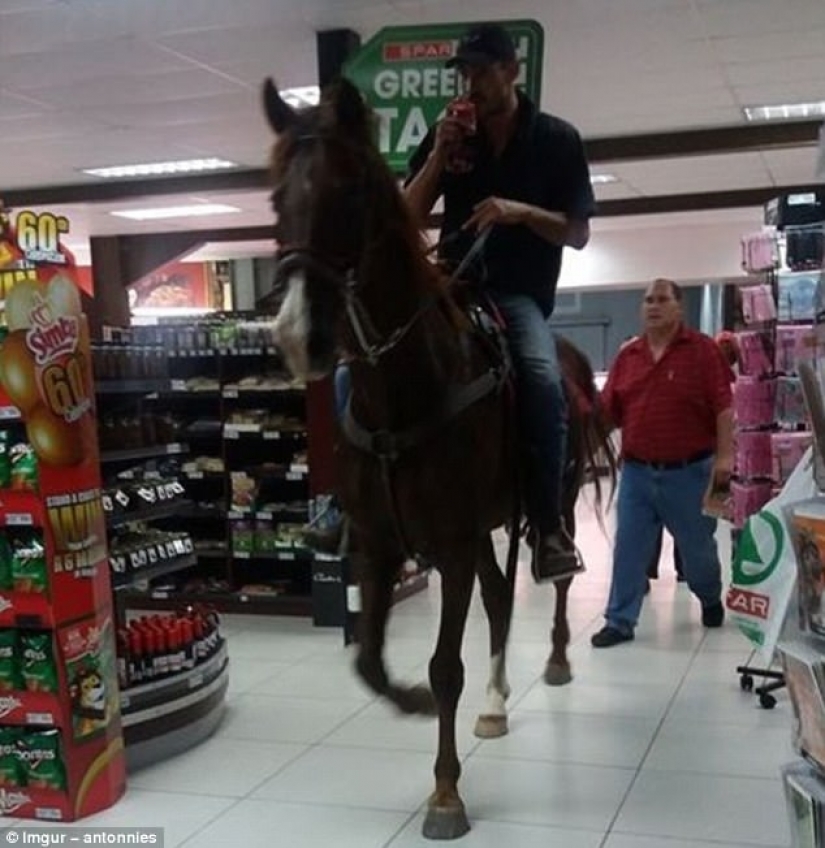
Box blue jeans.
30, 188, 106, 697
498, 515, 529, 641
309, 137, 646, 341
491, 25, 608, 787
605, 457, 723, 635
334, 363, 351, 421
490, 291, 568, 534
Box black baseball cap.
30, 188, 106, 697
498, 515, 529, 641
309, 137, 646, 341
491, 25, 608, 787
446, 23, 517, 68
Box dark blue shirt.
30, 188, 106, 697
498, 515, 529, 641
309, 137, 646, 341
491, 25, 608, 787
407, 93, 595, 315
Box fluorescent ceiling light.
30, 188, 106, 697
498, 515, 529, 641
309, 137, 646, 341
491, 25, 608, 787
590, 173, 617, 184
279, 86, 320, 109
81, 157, 238, 179
110, 204, 241, 221
744, 100, 825, 122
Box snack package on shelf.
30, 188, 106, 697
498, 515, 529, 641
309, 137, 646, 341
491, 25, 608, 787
734, 376, 778, 428
741, 284, 778, 324
737, 329, 775, 377
740, 230, 779, 274
734, 430, 774, 480
775, 324, 815, 375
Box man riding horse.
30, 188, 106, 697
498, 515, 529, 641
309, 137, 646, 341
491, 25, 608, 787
404, 22, 596, 583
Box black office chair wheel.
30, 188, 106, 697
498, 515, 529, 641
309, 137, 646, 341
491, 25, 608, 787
740, 674, 754, 692
759, 692, 777, 709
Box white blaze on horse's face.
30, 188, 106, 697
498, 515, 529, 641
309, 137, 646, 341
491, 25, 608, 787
272, 269, 312, 380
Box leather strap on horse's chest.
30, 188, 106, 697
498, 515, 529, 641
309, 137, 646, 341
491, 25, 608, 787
341, 368, 503, 461
341, 367, 505, 560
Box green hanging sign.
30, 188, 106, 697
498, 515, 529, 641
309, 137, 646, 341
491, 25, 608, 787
343, 20, 544, 173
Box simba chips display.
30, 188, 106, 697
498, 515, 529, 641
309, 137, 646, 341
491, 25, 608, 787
10, 442, 38, 490
20, 631, 59, 693
11, 533, 47, 594
0, 727, 24, 788
17, 729, 67, 791
0, 629, 21, 691
0, 534, 13, 591
0, 431, 10, 489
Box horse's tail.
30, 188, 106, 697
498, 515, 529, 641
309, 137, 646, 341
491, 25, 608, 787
556, 335, 618, 527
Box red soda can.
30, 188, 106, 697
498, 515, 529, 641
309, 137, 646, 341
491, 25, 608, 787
445, 98, 477, 174
446, 98, 477, 134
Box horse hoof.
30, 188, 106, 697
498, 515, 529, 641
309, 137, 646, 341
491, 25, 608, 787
473, 713, 508, 738
543, 662, 573, 686
422, 804, 470, 840
396, 684, 437, 716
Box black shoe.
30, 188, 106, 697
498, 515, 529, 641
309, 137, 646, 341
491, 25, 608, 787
702, 601, 724, 628
301, 517, 346, 554
530, 529, 584, 584
591, 626, 634, 648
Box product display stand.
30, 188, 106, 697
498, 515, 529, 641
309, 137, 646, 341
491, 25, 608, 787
730, 219, 817, 708
0, 208, 125, 820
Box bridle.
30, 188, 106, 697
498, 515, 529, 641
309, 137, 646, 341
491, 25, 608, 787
272, 133, 443, 367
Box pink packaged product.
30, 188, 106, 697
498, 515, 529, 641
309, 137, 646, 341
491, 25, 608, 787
734, 430, 773, 479
774, 376, 807, 427
774, 324, 814, 374
740, 285, 777, 324
740, 231, 778, 273
733, 377, 777, 429
771, 432, 812, 484
731, 480, 774, 528
736, 330, 774, 377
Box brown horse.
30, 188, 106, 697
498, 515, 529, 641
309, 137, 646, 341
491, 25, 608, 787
262, 77, 615, 840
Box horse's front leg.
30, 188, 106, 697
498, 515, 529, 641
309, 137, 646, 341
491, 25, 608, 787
423, 551, 475, 840
354, 550, 435, 715
474, 534, 513, 738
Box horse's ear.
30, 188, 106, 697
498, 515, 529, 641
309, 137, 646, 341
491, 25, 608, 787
262, 78, 296, 134
325, 78, 371, 141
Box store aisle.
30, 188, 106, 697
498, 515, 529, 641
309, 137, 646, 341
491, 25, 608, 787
27, 489, 798, 846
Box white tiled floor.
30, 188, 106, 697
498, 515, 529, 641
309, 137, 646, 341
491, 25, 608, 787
13, 490, 799, 846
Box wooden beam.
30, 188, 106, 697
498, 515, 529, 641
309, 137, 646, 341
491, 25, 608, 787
585, 119, 822, 163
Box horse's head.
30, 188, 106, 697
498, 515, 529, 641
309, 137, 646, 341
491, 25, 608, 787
262, 77, 377, 380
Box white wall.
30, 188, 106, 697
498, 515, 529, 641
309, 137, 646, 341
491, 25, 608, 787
558, 207, 765, 291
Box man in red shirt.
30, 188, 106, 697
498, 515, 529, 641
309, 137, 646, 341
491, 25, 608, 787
592, 278, 734, 647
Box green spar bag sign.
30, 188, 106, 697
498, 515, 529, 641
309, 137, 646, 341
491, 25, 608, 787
342, 20, 545, 174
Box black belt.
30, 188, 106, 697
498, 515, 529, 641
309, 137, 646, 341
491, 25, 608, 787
624, 449, 713, 471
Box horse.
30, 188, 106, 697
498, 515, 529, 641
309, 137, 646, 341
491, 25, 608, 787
261, 76, 616, 840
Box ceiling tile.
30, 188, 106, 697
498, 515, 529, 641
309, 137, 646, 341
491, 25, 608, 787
0, 40, 190, 91
724, 55, 825, 87
695, 0, 825, 38
710, 29, 825, 63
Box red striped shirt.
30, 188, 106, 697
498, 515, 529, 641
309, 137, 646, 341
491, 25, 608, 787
601, 326, 733, 463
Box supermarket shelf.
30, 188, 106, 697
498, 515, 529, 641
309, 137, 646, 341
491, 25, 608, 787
120, 643, 228, 715
193, 547, 228, 559
111, 553, 198, 591
106, 499, 192, 528
231, 548, 312, 562
119, 590, 313, 617
100, 443, 189, 464
95, 379, 171, 395
123, 657, 229, 772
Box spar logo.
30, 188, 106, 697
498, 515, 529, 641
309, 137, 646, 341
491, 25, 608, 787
731, 511, 784, 586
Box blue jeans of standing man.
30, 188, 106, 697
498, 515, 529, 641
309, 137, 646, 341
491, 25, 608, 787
489, 291, 568, 535
605, 457, 723, 636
